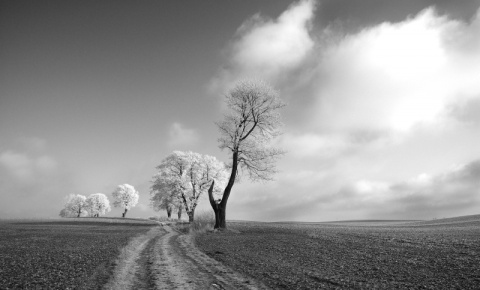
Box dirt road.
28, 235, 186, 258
105, 224, 268, 290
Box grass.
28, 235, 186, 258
173, 210, 216, 234
196, 215, 480, 289
0, 218, 157, 289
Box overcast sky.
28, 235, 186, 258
1, 0, 479, 221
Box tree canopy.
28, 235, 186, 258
111, 184, 139, 218
151, 151, 227, 222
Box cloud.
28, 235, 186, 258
447, 98, 480, 124
334, 160, 480, 220
313, 7, 480, 133
0, 151, 58, 183
279, 129, 393, 159
210, 0, 316, 93
167, 122, 199, 148
229, 159, 480, 221
213, 3, 480, 136
0, 147, 72, 218
212, 3, 480, 222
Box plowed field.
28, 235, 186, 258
196, 216, 480, 289
0, 218, 156, 289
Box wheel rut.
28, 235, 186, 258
106, 224, 268, 290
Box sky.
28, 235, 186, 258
1, 0, 479, 221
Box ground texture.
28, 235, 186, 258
2, 216, 480, 289
106, 224, 267, 289
0, 219, 156, 289
196, 216, 480, 289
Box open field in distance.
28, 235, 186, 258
196, 215, 480, 289
0, 218, 157, 289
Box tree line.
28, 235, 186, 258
60, 184, 139, 218
59, 80, 285, 229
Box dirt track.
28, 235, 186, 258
106, 224, 267, 290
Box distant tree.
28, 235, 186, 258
149, 180, 183, 219
59, 208, 75, 218
151, 151, 227, 223
111, 184, 139, 218
213, 80, 285, 229
85, 193, 111, 217
62, 194, 88, 217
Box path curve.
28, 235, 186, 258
106, 224, 268, 290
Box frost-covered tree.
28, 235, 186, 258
85, 193, 111, 217
111, 184, 139, 218
151, 151, 227, 222
214, 80, 285, 229
59, 208, 76, 218
62, 194, 88, 217
149, 180, 183, 219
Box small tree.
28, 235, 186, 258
85, 193, 111, 217
151, 151, 227, 223
111, 184, 139, 218
62, 194, 88, 217
213, 80, 285, 229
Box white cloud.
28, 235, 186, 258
0, 151, 58, 182
280, 133, 349, 158
210, 0, 316, 93
0, 151, 34, 181
212, 3, 480, 222
0, 147, 69, 218
215, 3, 480, 135
167, 122, 199, 147
313, 7, 480, 133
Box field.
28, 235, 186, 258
1, 215, 479, 289
196, 215, 480, 289
0, 218, 157, 289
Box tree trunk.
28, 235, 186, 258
167, 205, 172, 218
218, 205, 227, 229
122, 208, 128, 218
177, 206, 183, 220
208, 180, 221, 228
187, 208, 195, 223
217, 151, 238, 229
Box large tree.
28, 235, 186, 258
85, 193, 111, 217
111, 184, 139, 218
151, 151, 227, 222
213, 80, 285, 229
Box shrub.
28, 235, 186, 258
190, 211, 215, 233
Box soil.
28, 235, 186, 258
0, 220, 154, 289
195, 218, 480, 289
4, 217, 479, 289
107, 224, 267, 289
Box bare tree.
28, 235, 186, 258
213, 80, 285, 229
